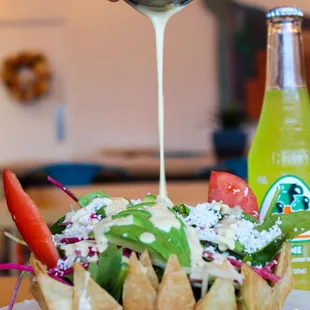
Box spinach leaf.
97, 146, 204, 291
87, 244, 124, 301
50, 216, 66, 234
56, 245, 65, 258
126, 199, 134, 206
78, 191, 110, 207
243, 212, 310, 265
153, 265, 164, 282
64, 273, 74, 284
173, 204, 191, 217
240, 212, 259, 224
96, 207, 106, 219
243, 238, 284, 266
264, 187, 281, 220
233, 240, 246, 255
109, 263, 128, 302
87, 261, 99, 280
256, 212, 310, 236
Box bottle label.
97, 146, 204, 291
260, 175, 310, 290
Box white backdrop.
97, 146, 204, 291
0, 0, 308, 162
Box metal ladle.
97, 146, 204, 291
124, 0, 193, 9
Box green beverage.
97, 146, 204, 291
248, 7, 310, 290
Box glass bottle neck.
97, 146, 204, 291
266, 17, 306, 90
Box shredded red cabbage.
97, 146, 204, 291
0, 264, 34, 273
123, 248, 132, 258
48, 273, 72, 286
60, 237, 94, 244
202, 251, 281, 283
8, 271, 27, 310
0, 264, 72, 287
47, 176, 78, 202
252, 266, 281, 282
90, 214, 99, 220
59, 221, 73, 227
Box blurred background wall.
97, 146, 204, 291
0, 0, 308, 163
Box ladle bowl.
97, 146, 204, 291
124, 0, 193, 9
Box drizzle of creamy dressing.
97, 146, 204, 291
187, 202, 243, 251
148, 202, 181, 232
93, 215, 134, 245
139, 232, 156, 244
104, 197, 129, 216
134, 4, 185, 197
215, 226, 237, 252
79, 271, 91, 310
209, 209, 244, 251
185, 226, 204, 268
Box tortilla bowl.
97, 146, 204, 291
28, 243, 294, 310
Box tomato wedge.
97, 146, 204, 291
3, 169, 59, 268
208, 171, 259, 217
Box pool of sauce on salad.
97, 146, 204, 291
131, 3, 186, 197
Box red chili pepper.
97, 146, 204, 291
3, 169, 60, 269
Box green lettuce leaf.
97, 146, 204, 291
78, 191, 110, 207
127, 202, 156, 209
102, 206, 192, 267
143, 194, 157, 202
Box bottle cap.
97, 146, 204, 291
266, 6, 304, 19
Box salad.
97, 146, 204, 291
2, 169, 306, 309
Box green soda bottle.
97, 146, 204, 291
248, 6, 310, 291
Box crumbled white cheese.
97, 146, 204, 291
187, 202, 244, 251
54, 198, 109, 243
185, 202, 222, 229
197, 228, 219, 243
55, 256, 75, 274
67, 198, 108, 223
204, 245, 216, 254
235, 217, 282, 253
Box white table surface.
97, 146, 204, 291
1, 290, 309, 310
